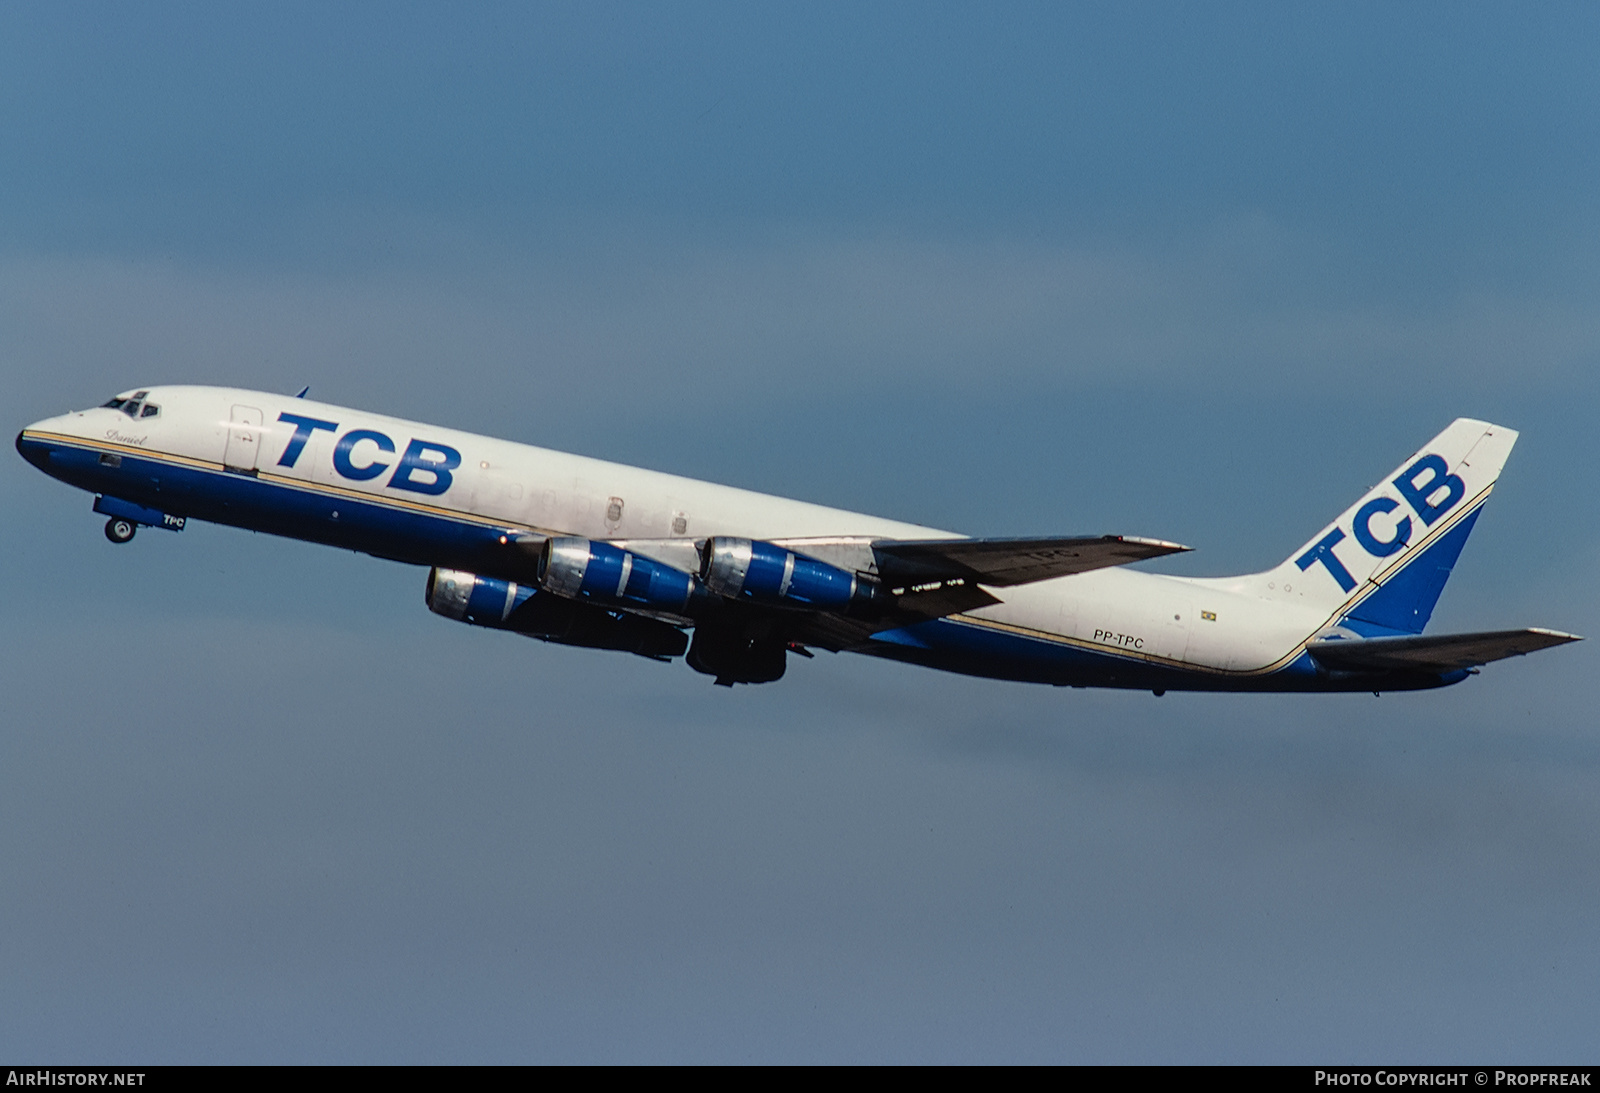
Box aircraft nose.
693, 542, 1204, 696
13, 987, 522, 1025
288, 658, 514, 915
15, 426, 52, 471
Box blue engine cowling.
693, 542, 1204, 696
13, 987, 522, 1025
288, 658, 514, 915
538, 537, 700, 615
426, 567, 535, 628
425, 565, 689, 659
699, 537, 877, 611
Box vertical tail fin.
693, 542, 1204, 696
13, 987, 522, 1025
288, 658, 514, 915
1251, 418, 1516, 635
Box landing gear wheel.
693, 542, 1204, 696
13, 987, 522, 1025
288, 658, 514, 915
104, 518, 136, 544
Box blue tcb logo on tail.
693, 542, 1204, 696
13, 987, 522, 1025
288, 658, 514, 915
1295, 454, 1467, 593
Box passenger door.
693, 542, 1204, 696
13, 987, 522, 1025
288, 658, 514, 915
225, 405, 263, 473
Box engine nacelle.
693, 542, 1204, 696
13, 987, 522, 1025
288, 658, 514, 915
538, 537, 700, 615
426, 566, 688, 659
699, 537, 877, 611
426, 567, 535, 628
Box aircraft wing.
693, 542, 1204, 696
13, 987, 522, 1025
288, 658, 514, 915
576, 532, 1192, 655
871, 535, 1190, 588
781, 535, 1187, 651
1306, 627, 1582, 672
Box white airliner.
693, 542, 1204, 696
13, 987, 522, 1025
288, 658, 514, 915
17, 386, 1580, 689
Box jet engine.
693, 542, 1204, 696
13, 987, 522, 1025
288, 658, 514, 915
426, 566, 534, 627
537, 537, 703, 616
425, 567, 687, 659
699, 537, 880, 612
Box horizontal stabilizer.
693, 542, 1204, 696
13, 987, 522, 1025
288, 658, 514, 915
873, 535, 1189, 588
1307, 627, 1581, 673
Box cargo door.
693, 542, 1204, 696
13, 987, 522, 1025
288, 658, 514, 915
225, 405, 264, 473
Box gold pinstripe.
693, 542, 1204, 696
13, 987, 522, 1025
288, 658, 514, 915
20, 429, 553, 535
25, 428, 1495, 679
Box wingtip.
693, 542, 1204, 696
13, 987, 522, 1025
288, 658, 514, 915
1118, 535, 1192, 554
1527, 627, 1584, 643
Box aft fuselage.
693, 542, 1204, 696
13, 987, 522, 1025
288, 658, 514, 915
17, 386, 1463, 692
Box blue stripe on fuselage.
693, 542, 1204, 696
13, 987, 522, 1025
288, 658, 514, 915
19, 432, 533, 581
864, 616, 1463, 693
21, 431, 1466, 693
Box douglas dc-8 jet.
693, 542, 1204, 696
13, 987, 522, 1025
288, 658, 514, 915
17, 387, 1580, 690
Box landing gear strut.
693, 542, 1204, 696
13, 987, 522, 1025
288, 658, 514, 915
104, 518, 136, 544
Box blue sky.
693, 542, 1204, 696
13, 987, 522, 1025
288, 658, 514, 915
2, 2, 1597, 1062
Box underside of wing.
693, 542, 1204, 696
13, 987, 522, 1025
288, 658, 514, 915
1306, 627, 1582, 672
872, 535, 1190, 588
510, 531, 1192, 662
786, 584, 1005, 652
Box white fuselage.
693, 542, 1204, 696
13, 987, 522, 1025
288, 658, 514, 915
20, 385, 1500, 690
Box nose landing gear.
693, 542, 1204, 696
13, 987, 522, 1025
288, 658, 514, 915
94, 497, 184, 541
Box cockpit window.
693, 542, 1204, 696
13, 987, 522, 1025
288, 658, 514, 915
102, 391, 157, 419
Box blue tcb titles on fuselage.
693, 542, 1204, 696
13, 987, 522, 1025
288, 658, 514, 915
276, 412, 462, 496
1294, 452, 1469, 593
